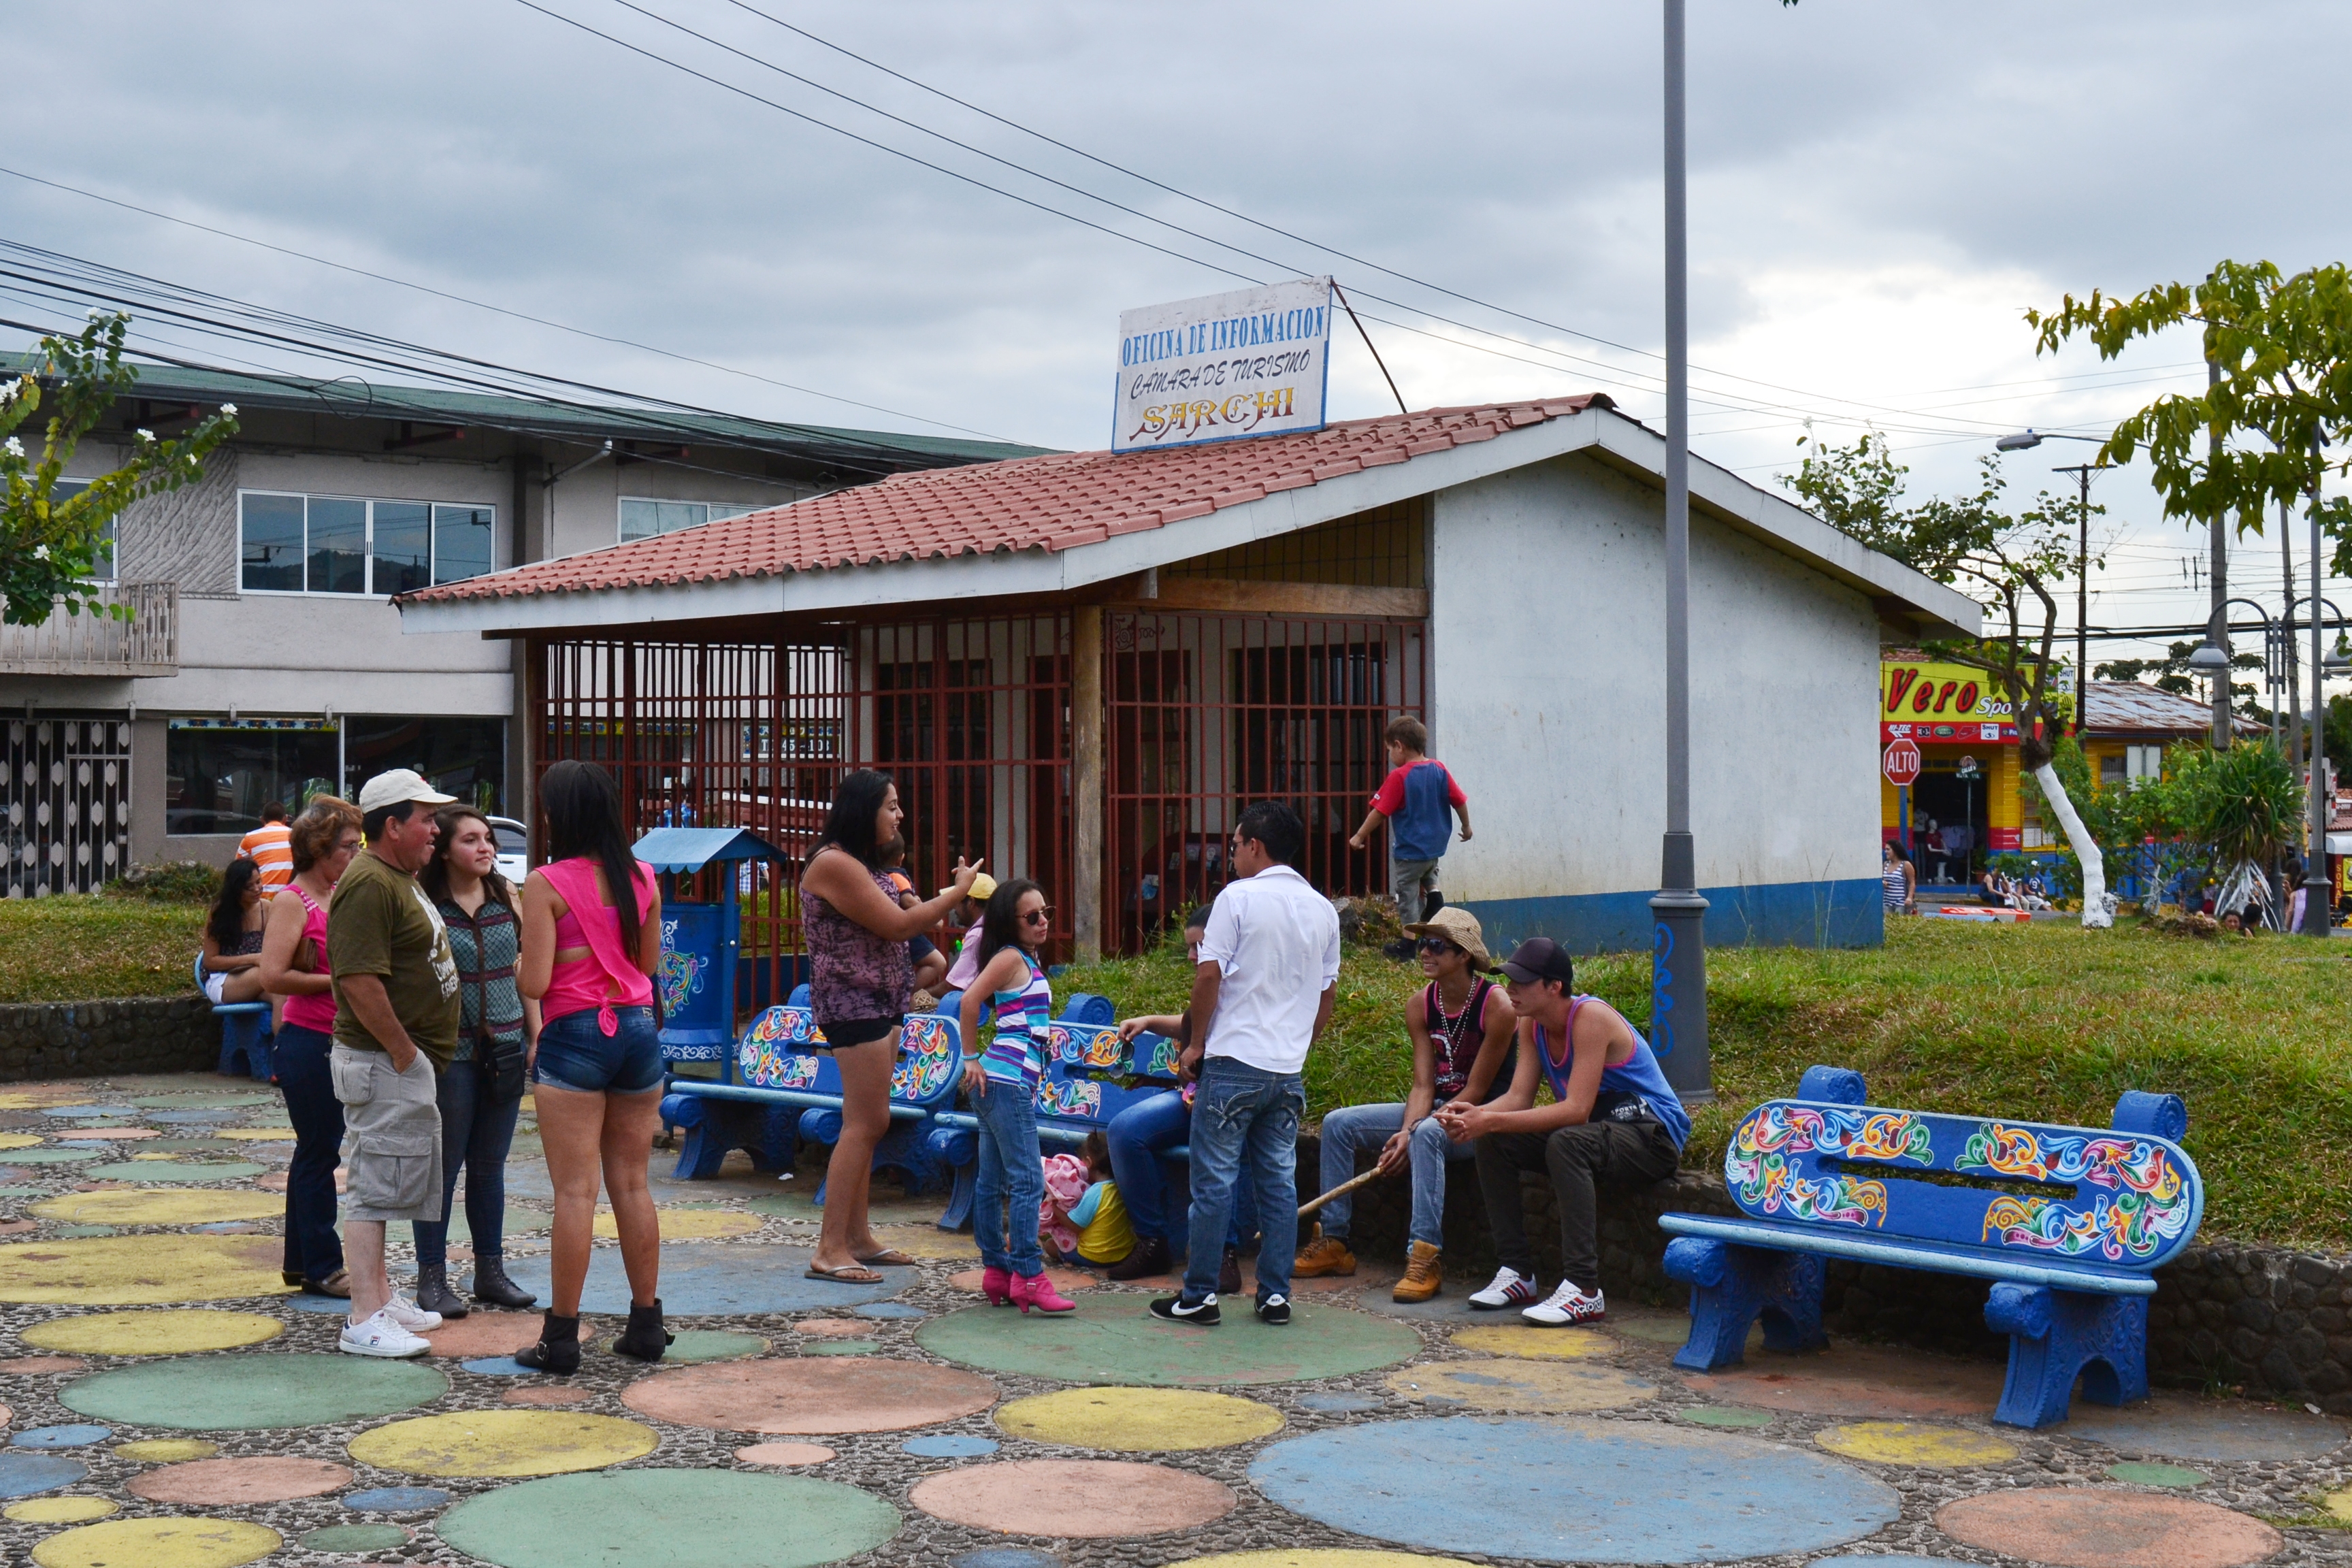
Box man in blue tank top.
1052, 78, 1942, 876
1435, 938, 1686, 1326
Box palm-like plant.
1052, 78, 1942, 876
2174, 741, 2300, 924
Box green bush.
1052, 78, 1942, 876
103, 860, 223, 903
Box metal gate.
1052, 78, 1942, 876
3, 717, 134, 898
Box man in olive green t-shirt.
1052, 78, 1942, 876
327, 769, 459, 1358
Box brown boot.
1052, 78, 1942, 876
1292, 1226, 1357, 1278
1392, 1241, 1443, 1303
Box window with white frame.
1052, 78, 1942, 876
618, 497, 762, 544
48, 480, 112, 583
2127, 743, 2165, 783
240, 491, 497, 595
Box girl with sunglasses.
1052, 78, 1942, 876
956, 878, 1077, 1314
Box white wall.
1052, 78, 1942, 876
1430, 451, 1881, 903
541, 456, 811, 561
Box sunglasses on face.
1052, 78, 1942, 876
1022, 906, 1055, 925
1417, 936, 1459, 956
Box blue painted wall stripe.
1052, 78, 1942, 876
1458, 876, 1883, 956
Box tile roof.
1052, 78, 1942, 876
403, 396, 1612, 605
2083, 681, 2259, 735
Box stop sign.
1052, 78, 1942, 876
1883, 738, 1923, 788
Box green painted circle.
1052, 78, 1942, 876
798, 1340, 881, 1356
0, 1149, 101, 1166
301, 1524, 410, 1552
593, 1329, 766, 1364
61, 1353, 446, 1430
915, 1294, 1420, 1387
129, 1094, 276, 1109
1680, 1405, 1776, 1429
2106, 1460, 2209, 1488
437, 1467, 899, 1568
79, 1162, 265, 1184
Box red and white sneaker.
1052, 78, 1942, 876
1468, 1267, 1540, 1311
1522, 1279, 1605, 1326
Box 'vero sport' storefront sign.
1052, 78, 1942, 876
1880, 659, 2023, 745
1114, 277, 1333, 453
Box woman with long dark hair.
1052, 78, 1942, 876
957, 878, 1075, 1313
799, 768, 979, 1283
412, 805, 539, 1318
258, 795, 363, 1296
201, 858, 270, 1004
517, 760, 665, 1371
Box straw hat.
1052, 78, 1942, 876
1403, 905, 1491, 968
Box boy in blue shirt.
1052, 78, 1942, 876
1350, 716, 1471, 958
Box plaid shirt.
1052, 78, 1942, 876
438, 895, 524, 1064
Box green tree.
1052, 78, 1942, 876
1, 312, 238, 627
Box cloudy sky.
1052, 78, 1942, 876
7, 0, 2350, 681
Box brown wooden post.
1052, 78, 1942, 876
1071, 604, 1105, 962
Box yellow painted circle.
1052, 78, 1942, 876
867, 1223, 980, 1260
1384, 1359, 1655, 1414
25, 1311, 284, 1357
2328, 1487, 2352, 1523
31, 1190, 282, 1227
593, 1209, 760, 1241
114, 1439, 218, 1463
1814, 1420, 2021, 1468
347, 1409, 659, 1477
209, 1128, 296, 1141
996, 1386, 1285, 1452
0, 1132, 43, 1150
31, 1517, 279, 1568
1166, 1554, 1480, 1568
0, 1234, 291, 1305
3, 1498, 118, 1523
1448, 1325, 1614, 1360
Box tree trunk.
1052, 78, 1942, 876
2032, 762, 2112, 928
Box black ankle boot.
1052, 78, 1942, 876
514, 1311, 580, 1374
470, 1257, 537, 1310
613, 1299, 673, 1362
414, 1262, 468, 1319
1107, 1235, 1172, 1281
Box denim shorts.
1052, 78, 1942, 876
534, 1005, 664, 1094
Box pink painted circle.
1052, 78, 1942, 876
1938, 1487, 2283, 1568
1682, 1345, 2002, 1418
423, 1310, 566, 1359
0, 1357, 85, 1375
502, 1386, 593, 1407
793, 1319, 876, 1339
128, 1456, 354, 1505
911, 1459, 1237, 1538
625, 1356, 998, 1435
734, 1441, 836, 1466
948, 1267, 1096, 1295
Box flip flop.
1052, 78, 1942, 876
804, 1261, 885, 1285
855, 1248, 918, 1268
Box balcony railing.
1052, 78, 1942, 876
0, 582, 178, 677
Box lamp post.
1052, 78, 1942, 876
1995, 429, 2108, 724
2185, 598, 2279, 746
1650, 0, 1712, 1102
2288, 594, 2349, 935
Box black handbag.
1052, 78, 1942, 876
478, 1030, 528, 1101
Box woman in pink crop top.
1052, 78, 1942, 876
258, 795, 365, 1298
517, 760, 666, 1374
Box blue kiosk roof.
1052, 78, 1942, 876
631, 827, 791, 872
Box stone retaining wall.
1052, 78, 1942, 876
0, 996, 217, 1081
1305, 1132, 2352, 1413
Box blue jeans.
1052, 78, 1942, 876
274, 1023, 345, 1286
412, 1054, 523, 1269
1105, 1089, 1257, 1254
1316, 1102, 1474, 1248
534, 1006, 663, 1094
972, 1075, 1045, 1277
1183, 1058, 1303, 1303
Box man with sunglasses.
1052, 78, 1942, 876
1294, 906, 1516, 1301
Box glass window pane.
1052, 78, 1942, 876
344, 715, 507, 814
164, 725, 340, 836
241, 493, 305, 591
46, 481, 111, 582
707, 502, 760, 524
432, 504, 496, 585
308, 497, 368, 594
619, 499, 661, 542
658, 501, 704, 535
372, 502, 431, 596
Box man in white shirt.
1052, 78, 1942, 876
1150, 802, 1340, 1328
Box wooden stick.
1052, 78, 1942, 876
1297, 1165, 1384, 1218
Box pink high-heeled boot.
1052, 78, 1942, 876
1010, 1271, 1077, 1315
981, 1267, 1013, 1307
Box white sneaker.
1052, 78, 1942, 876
1468, 1267, 1540, 1311
380, 1292, 443, 1333
1522, 1279, 1606, 1326
340, 1309, 431, 1358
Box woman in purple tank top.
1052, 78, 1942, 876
798, 769, 981, 1284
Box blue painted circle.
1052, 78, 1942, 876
1296, 1392, 1380, 1413
286, 1294, 353, 1314
854, 1302, 926, 1321
0, 1452, 86, 1498
344, 1486, 453, 1512
462, 1356, 536, 1377
1250, 1416, 1901, 1565
505, 1244, 909, 1316
145, 1109, 238, 1124
44, 1105, 139, 1119
1811, 1559, 1949, 1568
10, 1425, 110, 1449
902, 1434, 998, 1458
951, 1550, 1060, 1568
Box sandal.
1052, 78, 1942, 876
804, 1261, 886, 1285
307, 1268, 352, 1298
855, 1248, 918, 1268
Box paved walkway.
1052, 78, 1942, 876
0, 1071, 2343, 1568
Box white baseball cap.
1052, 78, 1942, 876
357, 768, 457, 815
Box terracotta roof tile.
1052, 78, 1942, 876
403, 395, 1612, 604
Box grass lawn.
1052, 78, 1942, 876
0, 897, 206, 1004
1058, 917, 2352, 1254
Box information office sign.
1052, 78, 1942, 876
1113, 277, 1332, 453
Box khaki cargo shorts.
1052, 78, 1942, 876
329, 1045, 444, 1224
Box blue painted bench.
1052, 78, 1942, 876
1659, 1066, 2204, 1429
196, 951, 272, 1081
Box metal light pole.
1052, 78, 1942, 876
1994, 430, 2107, 723
1650, 0, 1712, 1101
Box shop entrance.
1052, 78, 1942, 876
1909, 752, 1992, 887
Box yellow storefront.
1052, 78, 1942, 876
1878, 656, 2055, 880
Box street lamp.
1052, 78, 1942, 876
1995, 430, 2110, 733
2283, 593, 2352, 934
2187, 597, 2282, 745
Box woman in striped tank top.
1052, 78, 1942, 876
956, 879, 1077, 1316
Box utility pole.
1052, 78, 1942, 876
2208, 359, 2230, 749
1650, 0, 1712, 1101
2304, 460, 2332, 937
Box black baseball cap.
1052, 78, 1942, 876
1498, 938, 1575, 989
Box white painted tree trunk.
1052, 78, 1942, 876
2033, 762, 2112, 929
